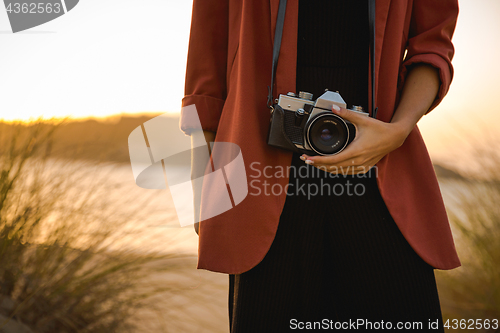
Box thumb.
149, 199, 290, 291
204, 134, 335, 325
331, 105, 368, 124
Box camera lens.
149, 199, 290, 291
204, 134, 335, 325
320, 128, 333, 142
306, 113, 349, 155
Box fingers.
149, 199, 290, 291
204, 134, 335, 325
300, 154, 379, 175
297, 107, 387, 175
310, 164, 374, 175
300, 140, 365, 166
332, 105, 370, 125
304, 153, 366, 167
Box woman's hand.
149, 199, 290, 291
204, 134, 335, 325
301, 64, 441, 175
300, 105, 410, 175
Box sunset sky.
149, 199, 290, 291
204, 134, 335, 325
1, 0, 499, 165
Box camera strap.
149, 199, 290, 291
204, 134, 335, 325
268, 0, 377, 118
369, 0, 378, 119
267, 0, 288, 111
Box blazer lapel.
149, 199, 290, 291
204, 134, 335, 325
375, 0, 392, 77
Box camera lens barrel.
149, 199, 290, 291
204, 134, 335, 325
306, 113, 350, 155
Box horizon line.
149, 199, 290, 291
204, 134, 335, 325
0, 111, 181, 124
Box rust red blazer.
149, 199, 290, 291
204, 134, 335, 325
181, 0, 461, 273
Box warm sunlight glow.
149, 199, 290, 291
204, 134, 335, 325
1, 0, 499, 164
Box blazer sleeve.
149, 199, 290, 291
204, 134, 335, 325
180, 0, 229, 135
399, 0, 459, 113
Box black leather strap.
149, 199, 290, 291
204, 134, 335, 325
268, 0, 288, 110
369, 0, 377, 119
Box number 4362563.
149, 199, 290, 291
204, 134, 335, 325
444, 319, 499, 330
6, 3, 62, 14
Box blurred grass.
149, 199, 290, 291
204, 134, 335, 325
10, 117, 499, 332
0, 120, 226, 333
435, 146, 500, 329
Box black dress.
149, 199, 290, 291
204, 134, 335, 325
229, 1, 444, 332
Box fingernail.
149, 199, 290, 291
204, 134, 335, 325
305, 160, 314, 165
299, 155, 306, 161
332, 104, 340, 111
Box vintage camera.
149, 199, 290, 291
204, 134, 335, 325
267, 90, 369, 156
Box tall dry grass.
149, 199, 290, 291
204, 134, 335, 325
0, 121, 215, 333
436, 145, 500, 324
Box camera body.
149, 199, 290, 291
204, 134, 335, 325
267, 90, 369, 156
